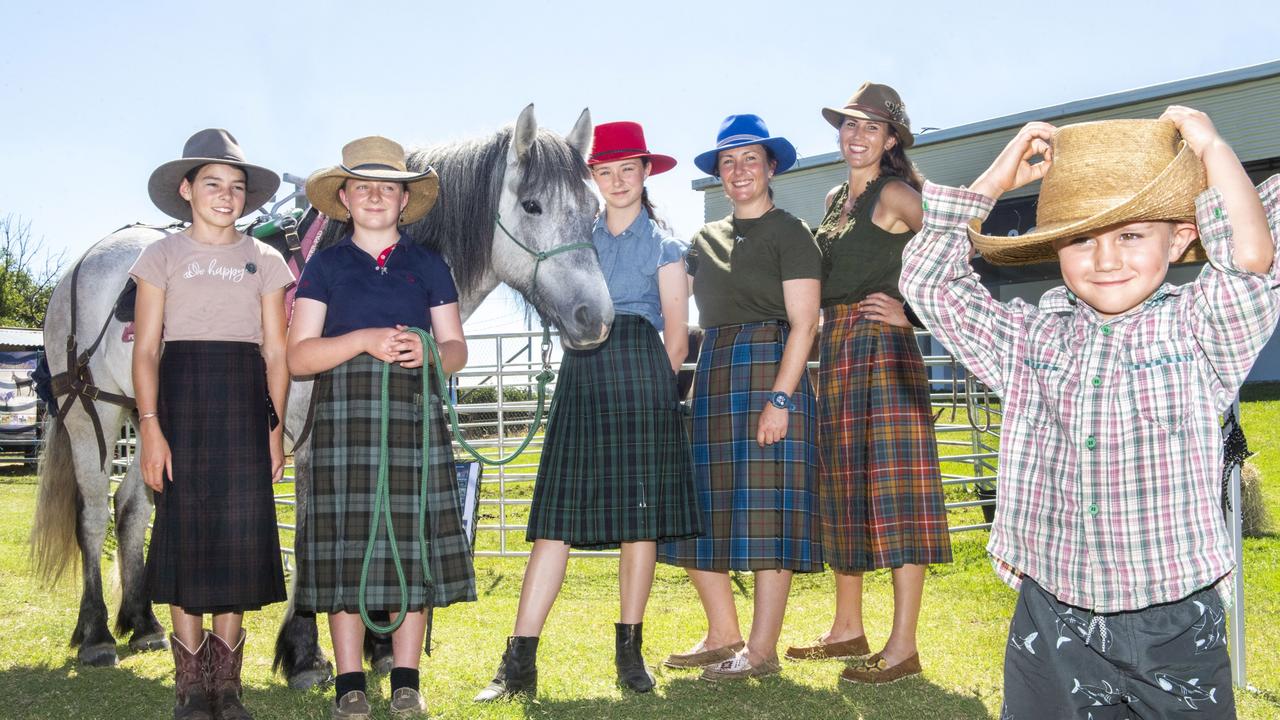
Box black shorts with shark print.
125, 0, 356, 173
1001, 577, 1234, 720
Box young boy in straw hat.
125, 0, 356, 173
900, 107, 1278, 716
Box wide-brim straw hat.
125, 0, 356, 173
821, 81, 914, 148
969, 119, 1208, 266
305, 136, 439, 225
148, 128, 280, 222
589, 121, 677, 175
693, 113, 797, 176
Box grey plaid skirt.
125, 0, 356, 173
145, 341, 286, 614
294, 354, 476, 613
526, 314, 700, 549
657, 321, 823, 572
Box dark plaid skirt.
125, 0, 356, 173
658, 320, 823, 572
145, 341, 286, 614
295, 354, 476, 613
527, 314, 700, 549
817, 303, 953, 572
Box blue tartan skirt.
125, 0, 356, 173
526, 314, 700, 549
657, 320, 823, 572
294, 354, 476, 613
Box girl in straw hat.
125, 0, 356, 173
785, 82, 951, 685
131, 128, 290, 720
288, 136, 476, 719
474, 121, 699, 701
657, 114, 823, 682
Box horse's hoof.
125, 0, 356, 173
371, 653, 395, 675
287, 664, 333, 691
78, 643, 119, 667
128, 632, 169, 652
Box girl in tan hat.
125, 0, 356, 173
784, 83, 952, 685
131, 128, 291, 720
287, 136, 476, 719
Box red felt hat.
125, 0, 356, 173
588, 121, 677, 175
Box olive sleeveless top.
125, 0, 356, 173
816, 177, 914, 307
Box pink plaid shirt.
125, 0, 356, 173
901, 176, 1280, 612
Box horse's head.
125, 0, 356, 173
492, 105, 613, 350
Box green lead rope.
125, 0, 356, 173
357, 325, 558, 633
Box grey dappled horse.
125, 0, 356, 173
30, 106, 612, 685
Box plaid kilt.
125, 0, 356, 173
817, 303, 953, 571
295, 354, 476, 613
145, 341, 286, 614
527, 314, 700, 549
658, 320, 823, 572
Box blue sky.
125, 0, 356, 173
3, 1, 1278, 331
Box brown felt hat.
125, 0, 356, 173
148, 128, 280, 222
822, 82, 914, 148
969, 119, 1208, 266
305, 136, 439, 225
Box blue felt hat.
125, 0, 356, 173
693, 114, 798, 176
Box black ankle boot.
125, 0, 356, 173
474, 636, 539, 702
615, 623, 656, 693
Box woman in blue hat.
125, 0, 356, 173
657, 114, 824, 681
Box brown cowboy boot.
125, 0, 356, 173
171, 632, 214, 720
206, 629, 253, 720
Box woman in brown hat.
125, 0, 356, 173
131, 128, 290, 720
288, 136, 476, 719
784, 82, 952, 684
474, 121, 699, 701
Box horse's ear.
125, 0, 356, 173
565, 108, 592, 160
509, 103, 538, 165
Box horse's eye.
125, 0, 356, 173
521, 200, 542, 215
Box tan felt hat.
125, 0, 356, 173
305, 136, 439, 225
969, 119, 1208, 266
822, 82, 914, 148
148, 128, 280, 222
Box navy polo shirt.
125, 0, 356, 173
295, 234, 459, 338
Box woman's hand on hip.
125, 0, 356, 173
139, 421, 172, 492
860, 292, 912, 327
757, 404, 790, 448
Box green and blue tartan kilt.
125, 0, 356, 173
145, 341, 286, 614
527, 314, 700, 549
658, 320, 823, 572
295, 354, 476, 613
818, 303, 953, 572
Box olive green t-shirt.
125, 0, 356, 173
687, 208, 822, 328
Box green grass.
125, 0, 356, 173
0, 388, 1277, 718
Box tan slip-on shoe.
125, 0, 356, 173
663, 640, 746, 669
332, 690, 371, 720
785, 635, 871, 661
389, 687, 427, 716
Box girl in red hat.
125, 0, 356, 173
475, 121, 699, 700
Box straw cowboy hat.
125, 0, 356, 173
822, 82, 914, 148
588, 121, 677, 175
148, 128, 280, 222
305, 136, 439, 225
694, 114, 797, 176
969, 119, 1208, 266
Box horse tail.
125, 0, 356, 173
29, 412, 81, 586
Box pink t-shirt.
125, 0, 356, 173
129, 231, 294, 343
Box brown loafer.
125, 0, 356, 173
840, 652, 922, 684
663, 640, 745, 668
699, 652, 782, 682
785, 635, 871, 661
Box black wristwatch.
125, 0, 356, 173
769, 391, 794, 411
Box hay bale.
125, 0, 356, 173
1241, 462, 1273, 538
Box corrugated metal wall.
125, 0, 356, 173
702, 72, 1280, 224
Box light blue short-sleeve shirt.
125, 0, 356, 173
593, 208, 687, 331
